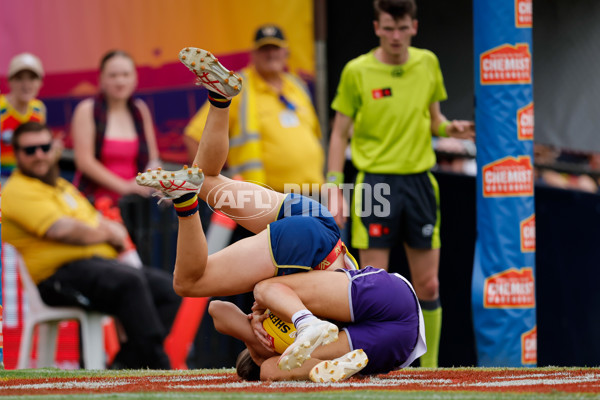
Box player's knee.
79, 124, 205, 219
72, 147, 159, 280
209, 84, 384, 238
253, 280, 273, 305
415, 277, 439, 301
172, 274, 192, 297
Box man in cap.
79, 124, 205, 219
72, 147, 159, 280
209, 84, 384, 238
1, 53, 47, 179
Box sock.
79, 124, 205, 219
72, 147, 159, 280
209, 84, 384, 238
172, 192, 199, 217
292, 309, 317, 330
207, 91, 231, 108
419, 298, 442, 368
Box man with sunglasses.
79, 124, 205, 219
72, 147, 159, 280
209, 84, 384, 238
2, 121, 182, 369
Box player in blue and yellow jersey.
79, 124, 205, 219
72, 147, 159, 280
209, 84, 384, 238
1, 53, 46, 179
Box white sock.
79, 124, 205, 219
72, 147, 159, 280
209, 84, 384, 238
292, 309, 317, 329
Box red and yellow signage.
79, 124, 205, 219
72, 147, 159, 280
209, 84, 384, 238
515, 0, 533, 28
521, 325, 537, 364
483, 156, 534, 197
517, 102, 534, 140
484, 267, 535, 308
480, 43, 531, 85
520, 214, 536, 252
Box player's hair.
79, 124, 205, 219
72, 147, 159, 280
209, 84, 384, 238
12, 121, 50, 149
235, 349, 261, 381
374, 0, 417, 20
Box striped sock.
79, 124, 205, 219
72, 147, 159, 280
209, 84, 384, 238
172, 192, 199, 217
208, 91, 231, 108
292, 309, 317, 330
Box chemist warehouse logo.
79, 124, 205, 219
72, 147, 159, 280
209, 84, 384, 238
484, 267, 535, 308
482, 156, 533, 197
517, 102, 534, 141
521, 325, 537, 365
480, 43, 531, 85
515, 0, 532, 28
520, 214, 536, 253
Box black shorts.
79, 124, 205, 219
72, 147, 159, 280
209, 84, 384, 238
351, 171, 441, 249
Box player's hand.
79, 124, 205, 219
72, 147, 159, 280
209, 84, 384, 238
250, 309, 273, 351
447, 120, 475, 139
326, 186, 348, 229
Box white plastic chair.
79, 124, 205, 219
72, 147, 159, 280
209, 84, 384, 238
14, 249, 107, 369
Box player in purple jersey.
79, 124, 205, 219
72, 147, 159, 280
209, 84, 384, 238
210, 266, 426, 381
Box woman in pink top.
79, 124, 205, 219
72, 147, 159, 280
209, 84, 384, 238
71, 50, 160, 203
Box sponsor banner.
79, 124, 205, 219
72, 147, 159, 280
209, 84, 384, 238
521, 325, 537, 365
480, 43, 532, 85
520, 214, 536, 252
515, 0, 533, 28
484, 267, 535, 308
517, 102, 534, 140
473, 0, 536, 366
482, 156, 534, 197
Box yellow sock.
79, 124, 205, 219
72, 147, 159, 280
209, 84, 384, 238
419, 302, 442, 368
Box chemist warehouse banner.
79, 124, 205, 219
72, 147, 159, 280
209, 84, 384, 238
472, 0, 536, 367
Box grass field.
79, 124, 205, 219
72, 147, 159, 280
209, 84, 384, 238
1, 367, 599, 400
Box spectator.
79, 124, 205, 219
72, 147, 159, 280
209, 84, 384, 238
71, 50, 160, 204
534, 144, 598, 193
183, 24, 324, 194
1, 53, 46, 181
2, 122, 180, 369
326, 0, 475, 367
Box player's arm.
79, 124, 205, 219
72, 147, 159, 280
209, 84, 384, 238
209, 300, 276, 365
326, 111, 353, 228
429, 101, 475, 140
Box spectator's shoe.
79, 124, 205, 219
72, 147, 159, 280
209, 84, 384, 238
309, 349, 368, 383
277, 319, 338, 371
136, 165, 204, 201
179, 47, 242, 99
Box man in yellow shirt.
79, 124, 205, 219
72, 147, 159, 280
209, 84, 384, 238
2, 122, 181, 369
184, 25, 324, 193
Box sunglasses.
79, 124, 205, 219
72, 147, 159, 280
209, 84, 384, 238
20, 142, 52, 155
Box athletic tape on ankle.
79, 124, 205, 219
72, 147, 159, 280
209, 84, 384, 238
173, 194, 199, 217
208, 93, 231, 108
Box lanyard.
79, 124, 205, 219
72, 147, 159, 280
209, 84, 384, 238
278, 94, 296, 112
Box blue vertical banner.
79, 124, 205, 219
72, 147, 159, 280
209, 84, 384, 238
472, 0, 536, 366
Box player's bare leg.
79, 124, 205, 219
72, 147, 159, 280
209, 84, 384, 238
253, 270, 357, 370
136, 47, 283, 297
